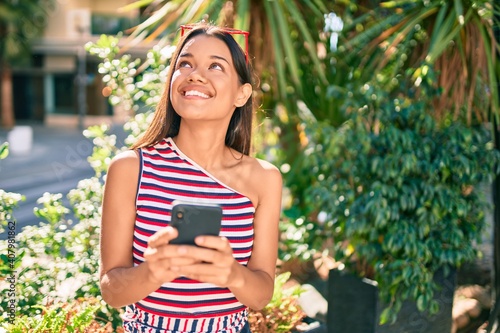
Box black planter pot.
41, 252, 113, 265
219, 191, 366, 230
327, 269, 379, 332
327, 268, 456, 333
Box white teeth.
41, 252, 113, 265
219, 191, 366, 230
184, 90, 209, 98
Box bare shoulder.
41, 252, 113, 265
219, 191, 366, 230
244, 156, 282, 195
110, 149, 140, 164
252, 157, 281, 178
103, 149, 141, 206
104, 150, 141, 192
108, 150, 140, 175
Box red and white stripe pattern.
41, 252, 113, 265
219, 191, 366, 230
124, 138, 255, 333
123, 306, 248, 333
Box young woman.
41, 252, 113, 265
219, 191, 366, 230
99, 23, 282, 333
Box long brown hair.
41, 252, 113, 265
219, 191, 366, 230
131, 23, 254, 155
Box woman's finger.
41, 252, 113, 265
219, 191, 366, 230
148, 226, 178, 248
194, 236, 232, 252
171, 263, 234, 286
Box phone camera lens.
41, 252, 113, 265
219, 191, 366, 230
176, 211, 184, 219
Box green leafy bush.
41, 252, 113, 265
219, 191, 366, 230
2, 298, 104, 333
248, 272, 306, 333
85, 34, 172, 115
281, 88, 500, 324
0, 115, 152, 329
0, 178, 122, 327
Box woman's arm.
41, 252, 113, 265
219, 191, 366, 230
226, 161, 282, 309
99, 150, 187, 308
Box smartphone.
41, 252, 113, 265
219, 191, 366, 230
169, 200, 223, 246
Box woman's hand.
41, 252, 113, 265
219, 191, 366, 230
170, 235, 242, 288
143, 226, 200, 284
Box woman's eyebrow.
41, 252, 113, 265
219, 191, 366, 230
178, 52, 230, 65
210, 55, 230, 65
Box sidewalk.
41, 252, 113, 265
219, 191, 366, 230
0, 122, 124, 234
0, 123, 94, 191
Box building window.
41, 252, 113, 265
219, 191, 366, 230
53, 74, 76, 114
91, 14, 138, 35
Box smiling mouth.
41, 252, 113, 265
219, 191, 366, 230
184, 90, 210, 98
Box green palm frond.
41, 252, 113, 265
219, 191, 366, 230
341, 0, 499, 124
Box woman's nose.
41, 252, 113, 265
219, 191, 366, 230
187, 68, 207, 83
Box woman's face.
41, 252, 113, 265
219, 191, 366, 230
170, 35, 250, 124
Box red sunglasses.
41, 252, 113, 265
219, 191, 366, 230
180, 25, 250, 63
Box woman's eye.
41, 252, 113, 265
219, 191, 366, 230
178, 61, 191, 68
209, 63, 223, 70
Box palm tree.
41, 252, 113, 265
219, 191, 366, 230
0, 0, 55, 129
338, 0, 499, 124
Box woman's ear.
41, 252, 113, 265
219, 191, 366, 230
234, 83, 253, 107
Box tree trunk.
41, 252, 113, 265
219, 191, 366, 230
1, 64, 15, 129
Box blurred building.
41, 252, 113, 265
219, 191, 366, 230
13, 0, 152, 127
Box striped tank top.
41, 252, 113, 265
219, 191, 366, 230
123, 138, 255, 333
